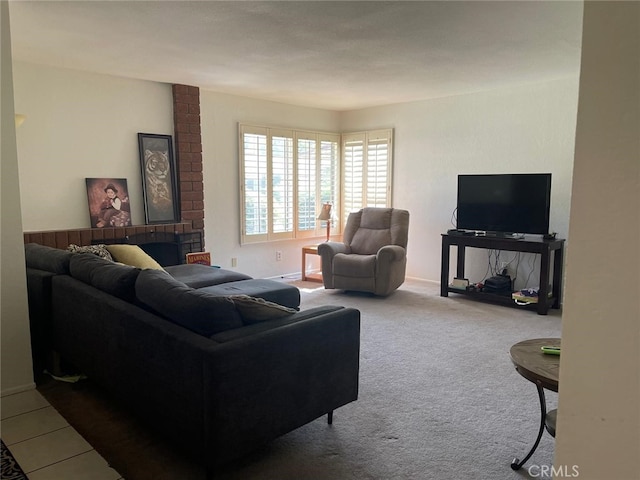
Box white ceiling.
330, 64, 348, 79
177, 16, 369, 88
8, 1, 584, 111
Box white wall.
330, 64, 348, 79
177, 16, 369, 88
341, 78, 579, 286
1, 1, 34, 395
199, 91, 340, 278
554, 2, 639, 478
13, 61, 174, 231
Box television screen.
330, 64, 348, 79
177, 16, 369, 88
457, 173, 551, 235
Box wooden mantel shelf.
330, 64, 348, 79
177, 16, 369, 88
23, 223, 195, 249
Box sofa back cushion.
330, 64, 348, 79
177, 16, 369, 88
69, 254, 141, 302
135, 269, 243, 336
25, 243, 73, 274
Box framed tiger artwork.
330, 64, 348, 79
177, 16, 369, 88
137, 133, 179, 224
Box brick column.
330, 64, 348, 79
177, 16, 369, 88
172, 85, 205, 243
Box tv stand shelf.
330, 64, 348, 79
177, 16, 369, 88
440, 233, 565, 315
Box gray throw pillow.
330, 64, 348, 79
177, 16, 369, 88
229, 294, 297, 325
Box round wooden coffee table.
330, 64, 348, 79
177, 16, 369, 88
509, 337, 560, 470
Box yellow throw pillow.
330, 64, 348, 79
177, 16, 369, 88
105, 244, 164, 270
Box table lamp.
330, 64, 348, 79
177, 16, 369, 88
317, 203, 332, 242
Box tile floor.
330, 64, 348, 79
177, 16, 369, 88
1, 388, 122, 479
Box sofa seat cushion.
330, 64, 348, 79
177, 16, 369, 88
333, 253, 376, 278
135, 269, 243, 336
199, 279, 300, 310
164, 264, 252, 289
25, 243, 73, 274
69, 254, 141, 302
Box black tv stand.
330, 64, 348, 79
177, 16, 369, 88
440, 233, 565, 315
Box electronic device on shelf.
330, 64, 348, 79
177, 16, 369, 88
447, 229, 475, 236
456, 173, 552, 236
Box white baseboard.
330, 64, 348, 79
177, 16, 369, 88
405, 275, 439, 285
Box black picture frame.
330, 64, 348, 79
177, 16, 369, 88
137, 133, 179, 224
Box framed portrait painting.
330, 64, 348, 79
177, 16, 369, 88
86, 178, 132, 228
138, 133, 179, 224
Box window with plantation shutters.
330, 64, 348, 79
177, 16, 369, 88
241, 128, 268, 238
342, 129, 393, 221
319, 139, 339, 209
367, 135, 390, 206
272, 135, 294, 234
297, 136, 316, 232
239, 124, 340, 244
343, 137, 364, 215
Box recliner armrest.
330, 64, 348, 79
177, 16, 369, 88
317, 242, 351, 289
377, 245, 406, 263
317, 241, 350, 257
375, 245, 408, 296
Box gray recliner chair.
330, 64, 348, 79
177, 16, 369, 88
317, 207, 410, 296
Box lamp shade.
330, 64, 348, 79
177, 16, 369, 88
317, 203, 332, 221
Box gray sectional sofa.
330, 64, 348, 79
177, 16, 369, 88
24, 243, 361, 470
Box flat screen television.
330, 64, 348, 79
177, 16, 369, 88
456, 173, 551, 235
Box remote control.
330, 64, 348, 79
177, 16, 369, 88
541, 346, 561, 355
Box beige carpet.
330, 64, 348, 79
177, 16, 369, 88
40, 278, 561, 480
